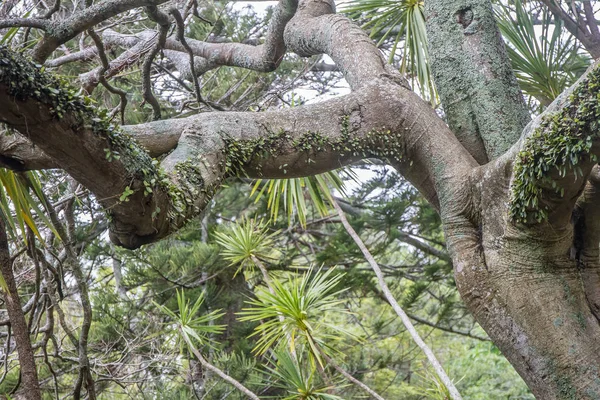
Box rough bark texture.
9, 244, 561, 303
425, 0, 531, 163
3, 0, 600, 398
0, 217, 41, 400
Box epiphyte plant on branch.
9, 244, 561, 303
2, 0, 600, 398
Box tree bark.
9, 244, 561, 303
425, 0, 531, 163
0, 216, 41, 400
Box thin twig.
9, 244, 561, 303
182, 331, 260, 400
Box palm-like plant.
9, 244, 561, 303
155, 289, 225, 349
342, 0, 435, 103
265, 348, 344, 400
251, 170, 348, 228
155, 290, 261, 400
496, 0, 590, 110
0, 170, 59, 242
214, 218, 281, 295
238, 266, 349, 361
214, 218, 278, 271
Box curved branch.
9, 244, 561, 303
32, 0, 172, 62
75, 0, 297, 92
284, 0, 403, 91
0, 0, 475, 249
141, 6, 170, 120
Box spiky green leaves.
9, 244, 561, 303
214, 219, 279, 272
342, 0, 436, 103
238, 267, 351, 361
154, 290, 224, 350
265, 349, 345, 400
496, 0, 590, 110
251, 171, 349, 228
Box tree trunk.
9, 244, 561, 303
0, 217, 41, 400
445, 181, 600, 399
424, 1, 600, 397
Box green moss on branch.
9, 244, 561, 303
0, 46, 189, 227
510, 67, 600, 223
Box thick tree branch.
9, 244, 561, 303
504, 60, 600, 228
0, 0, 475, 249
0, 47, 471, 248
425, 0, 531, 163
0, 131, 59, 170
284, 0, 403, 91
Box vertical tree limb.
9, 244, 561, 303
142, 6, 171, 120
425, 0, 530, 163
0, 214, 41, 400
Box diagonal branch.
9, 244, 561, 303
506, 60, 600, 228
539, 0, 600, 59
332, 200, 462, 400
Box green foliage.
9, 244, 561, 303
0, 170, 59, 242
238, 267, 350, 360
155, 289, 225, 350
251, 171, 348, 227
342, 0, 436, 103
0, 3, 548, 397
265, 349, 343, 400
214, 218, 279, 271
496, 0, 590, 110
0, 46, 97, 120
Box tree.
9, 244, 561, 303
1, 0, 600, 398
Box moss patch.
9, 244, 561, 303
0, 47, 188, 224
510, 67, 600, 223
